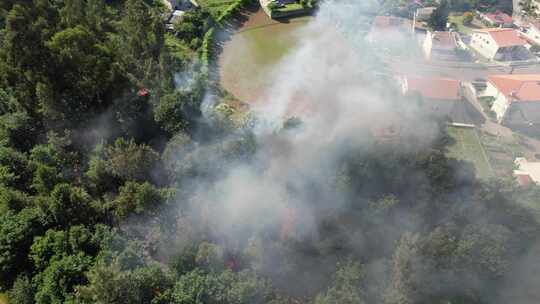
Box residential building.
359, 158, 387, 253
520, 21, 540, 46
163, 0, 198, 11
399, 76, 477, 123
514, 157, 540, 186
479, 10, 513, 27
469, 28, 531, 61
484, 74, 540, 127
415, 6, 436, 22
366, 16, 414, 44
164, 0, 199, 30
534, 0, 540, 16
422, 31, 460, 60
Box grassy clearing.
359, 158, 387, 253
448, 15, 473, 35
275, 2, 304, 12
447, 126, 493, 179
0, 293, 8, 304
197, 0, 237, 19
238, 19, 308, 66
479, 131, 525, 175
219, 15, 310, 101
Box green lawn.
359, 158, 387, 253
219, 16, 311, 101
479, 131, 525, 175
448, 15, 473, 35
276, 2, 304, 12
447, 126, 493, 179
239, 19, 308, 66
0, 293, 8, 304
197, 0, 237, 19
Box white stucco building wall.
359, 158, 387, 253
470, 32, 499, 60
488, 82, 510, 122
522, 24, 540, 45
422, 33, 433, 59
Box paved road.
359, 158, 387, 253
387, 59, 540, 81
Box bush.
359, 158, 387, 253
216, 0, 258, 24
200, 28, 215, 74
463, 11, 474, 25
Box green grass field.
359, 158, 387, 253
197, 0, 237, 19
275, 2, 304, 12
448, 15, 473, 35
239, 19, 308, 66
219, 16, 310, 101
0, 293, 8, 304
447, 126, 493, 179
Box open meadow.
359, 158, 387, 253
218, 9, 311, 101
446, 126, 493, 179
197, 0, 237, 18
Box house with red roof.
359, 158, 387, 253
479, 11, 513, 28
484, 74, 540, 126
366, 16, 413, 44
469, 28, 532, 61
399, 76, 477, 123
520, 21, 540, 46
422, 31, 461, 61
514, 157, 540, 186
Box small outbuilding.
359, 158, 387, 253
484, 74, 540, 128
469, 28, 531, 61
366, 16, 414, 44
514, 157, 540, 186
399, 75, 477, 123
422, 31, 461, 61
479, 11, 513, 28
415, 6, 436, 22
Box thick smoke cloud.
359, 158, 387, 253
112, 1, 540, 302
153, 1, 450, 293
185, 0, 438, 235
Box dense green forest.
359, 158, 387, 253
1, 0, 540, 304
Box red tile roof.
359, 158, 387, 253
368, 16, 412, 42
372, 15, 412, 29
488, 74, 540, 102
529, 21, 540, 30
405, 76, 461, 100
475, 28, 526, 47
483, 11, 512, 25
516, 173, 533, 186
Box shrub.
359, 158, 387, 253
463, 11, 474, 25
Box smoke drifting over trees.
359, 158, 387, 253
0, 0, 540, 303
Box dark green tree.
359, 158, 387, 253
42, 183, 95, 227
155, 90, 203, 134
0, 208, 45, 289
428, 0, 450, 31
105, 138, 162, 183
33, 253, 93, 304
112, 181, 170, 219
8, 275, 35, 304
314, 260, 365, 304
